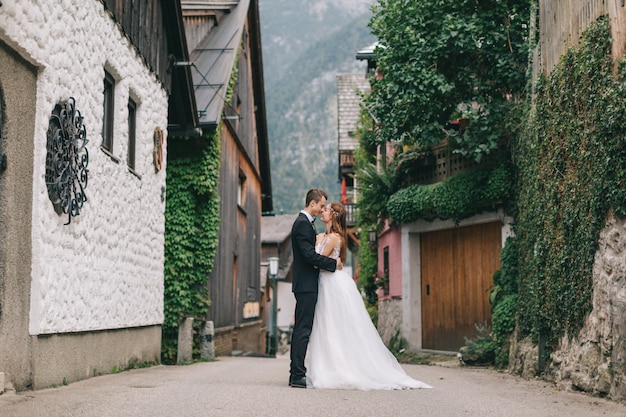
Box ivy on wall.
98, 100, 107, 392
490, 236, 519, 367
357, 225, 379, 306
161, 48, 240, 363
515, 15, 626, 352
162, 130, 222, 363
386, 163, 512, 224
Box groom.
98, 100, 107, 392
289, 188, 342, 388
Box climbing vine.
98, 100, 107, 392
161, 46, 241, 363
515, 16, 626, 352
489, 236, 519, 367
161, 129, 221, 363
386, 163, 512, 224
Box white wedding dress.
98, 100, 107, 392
306, 235, 432, 390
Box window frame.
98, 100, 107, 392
238, 170, 247, 209
102, 71, 115, 153
383, 246, 390, 295
127, 97, 137, 171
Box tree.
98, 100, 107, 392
365, 0, 531, 162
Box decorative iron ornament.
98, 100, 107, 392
45, 97, 89, 225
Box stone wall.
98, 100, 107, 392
551, 212, 626, 401
235, 322, 263, 354
214, 322, 263, 356
0, 37, 38, 391
0, 0, 168, 389
214, 327, 235, 356
0, 0, 168, 336
378, 298, 403, 345
510, 212, 626, 402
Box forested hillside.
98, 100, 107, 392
259, 0, 376, 213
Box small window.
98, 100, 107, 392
238, 171, 246, 208
102, 71, 115, 152
383, 246, 389, 276
383, 246, 390, 295
127, 98, 136, 170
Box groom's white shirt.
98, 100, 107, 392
300, 210, 314, 223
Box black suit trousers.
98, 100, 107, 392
290, 291, 318, 380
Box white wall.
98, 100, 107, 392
277, 281, 296, 330
0, 0, 168, 335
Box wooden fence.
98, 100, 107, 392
540, 0, 626, 74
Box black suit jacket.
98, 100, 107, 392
291, 212, 337, 293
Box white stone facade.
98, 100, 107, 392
0, 0, 167, 335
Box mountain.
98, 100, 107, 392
259, 0, 376, 214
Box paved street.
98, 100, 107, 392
1, 354, 625, 417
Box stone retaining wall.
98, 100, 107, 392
511, 212, 626, 402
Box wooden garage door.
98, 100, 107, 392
420, 222, 502, 351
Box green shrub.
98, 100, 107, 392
387, 164, 511, 224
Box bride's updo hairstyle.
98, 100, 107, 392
328, 202, 347, 263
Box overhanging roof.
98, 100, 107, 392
189, 0, 250, 126
164, 0, 199, 130
261, 214, 297, 245
356, 42, 379, 60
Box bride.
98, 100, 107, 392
306, 202, 432, 390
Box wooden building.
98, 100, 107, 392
337, 73, 369, 244
337, 45, 375, 251
178, 0, 271, 356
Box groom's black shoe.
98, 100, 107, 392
289, 376, 307, 388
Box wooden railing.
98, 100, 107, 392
345, 203, 357, 228
411, 141, 477, 185
339, 151, 355, 168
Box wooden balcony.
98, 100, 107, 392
339, 151, 355, 168
345, 203, 358, 228
409, 141, 477, 185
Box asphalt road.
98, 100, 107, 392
1, 354, 625, 417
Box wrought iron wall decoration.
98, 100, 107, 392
153, 127, 163, 171
45, 97, 89, 225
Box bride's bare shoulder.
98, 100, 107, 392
328, 233, 341, 245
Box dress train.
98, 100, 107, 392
306, 267, 432, 390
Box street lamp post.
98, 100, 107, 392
268, 256, 279, 357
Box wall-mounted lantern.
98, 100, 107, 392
368, 229, 378, 245
268, 256, 280, 357
269, 256, 279, 276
